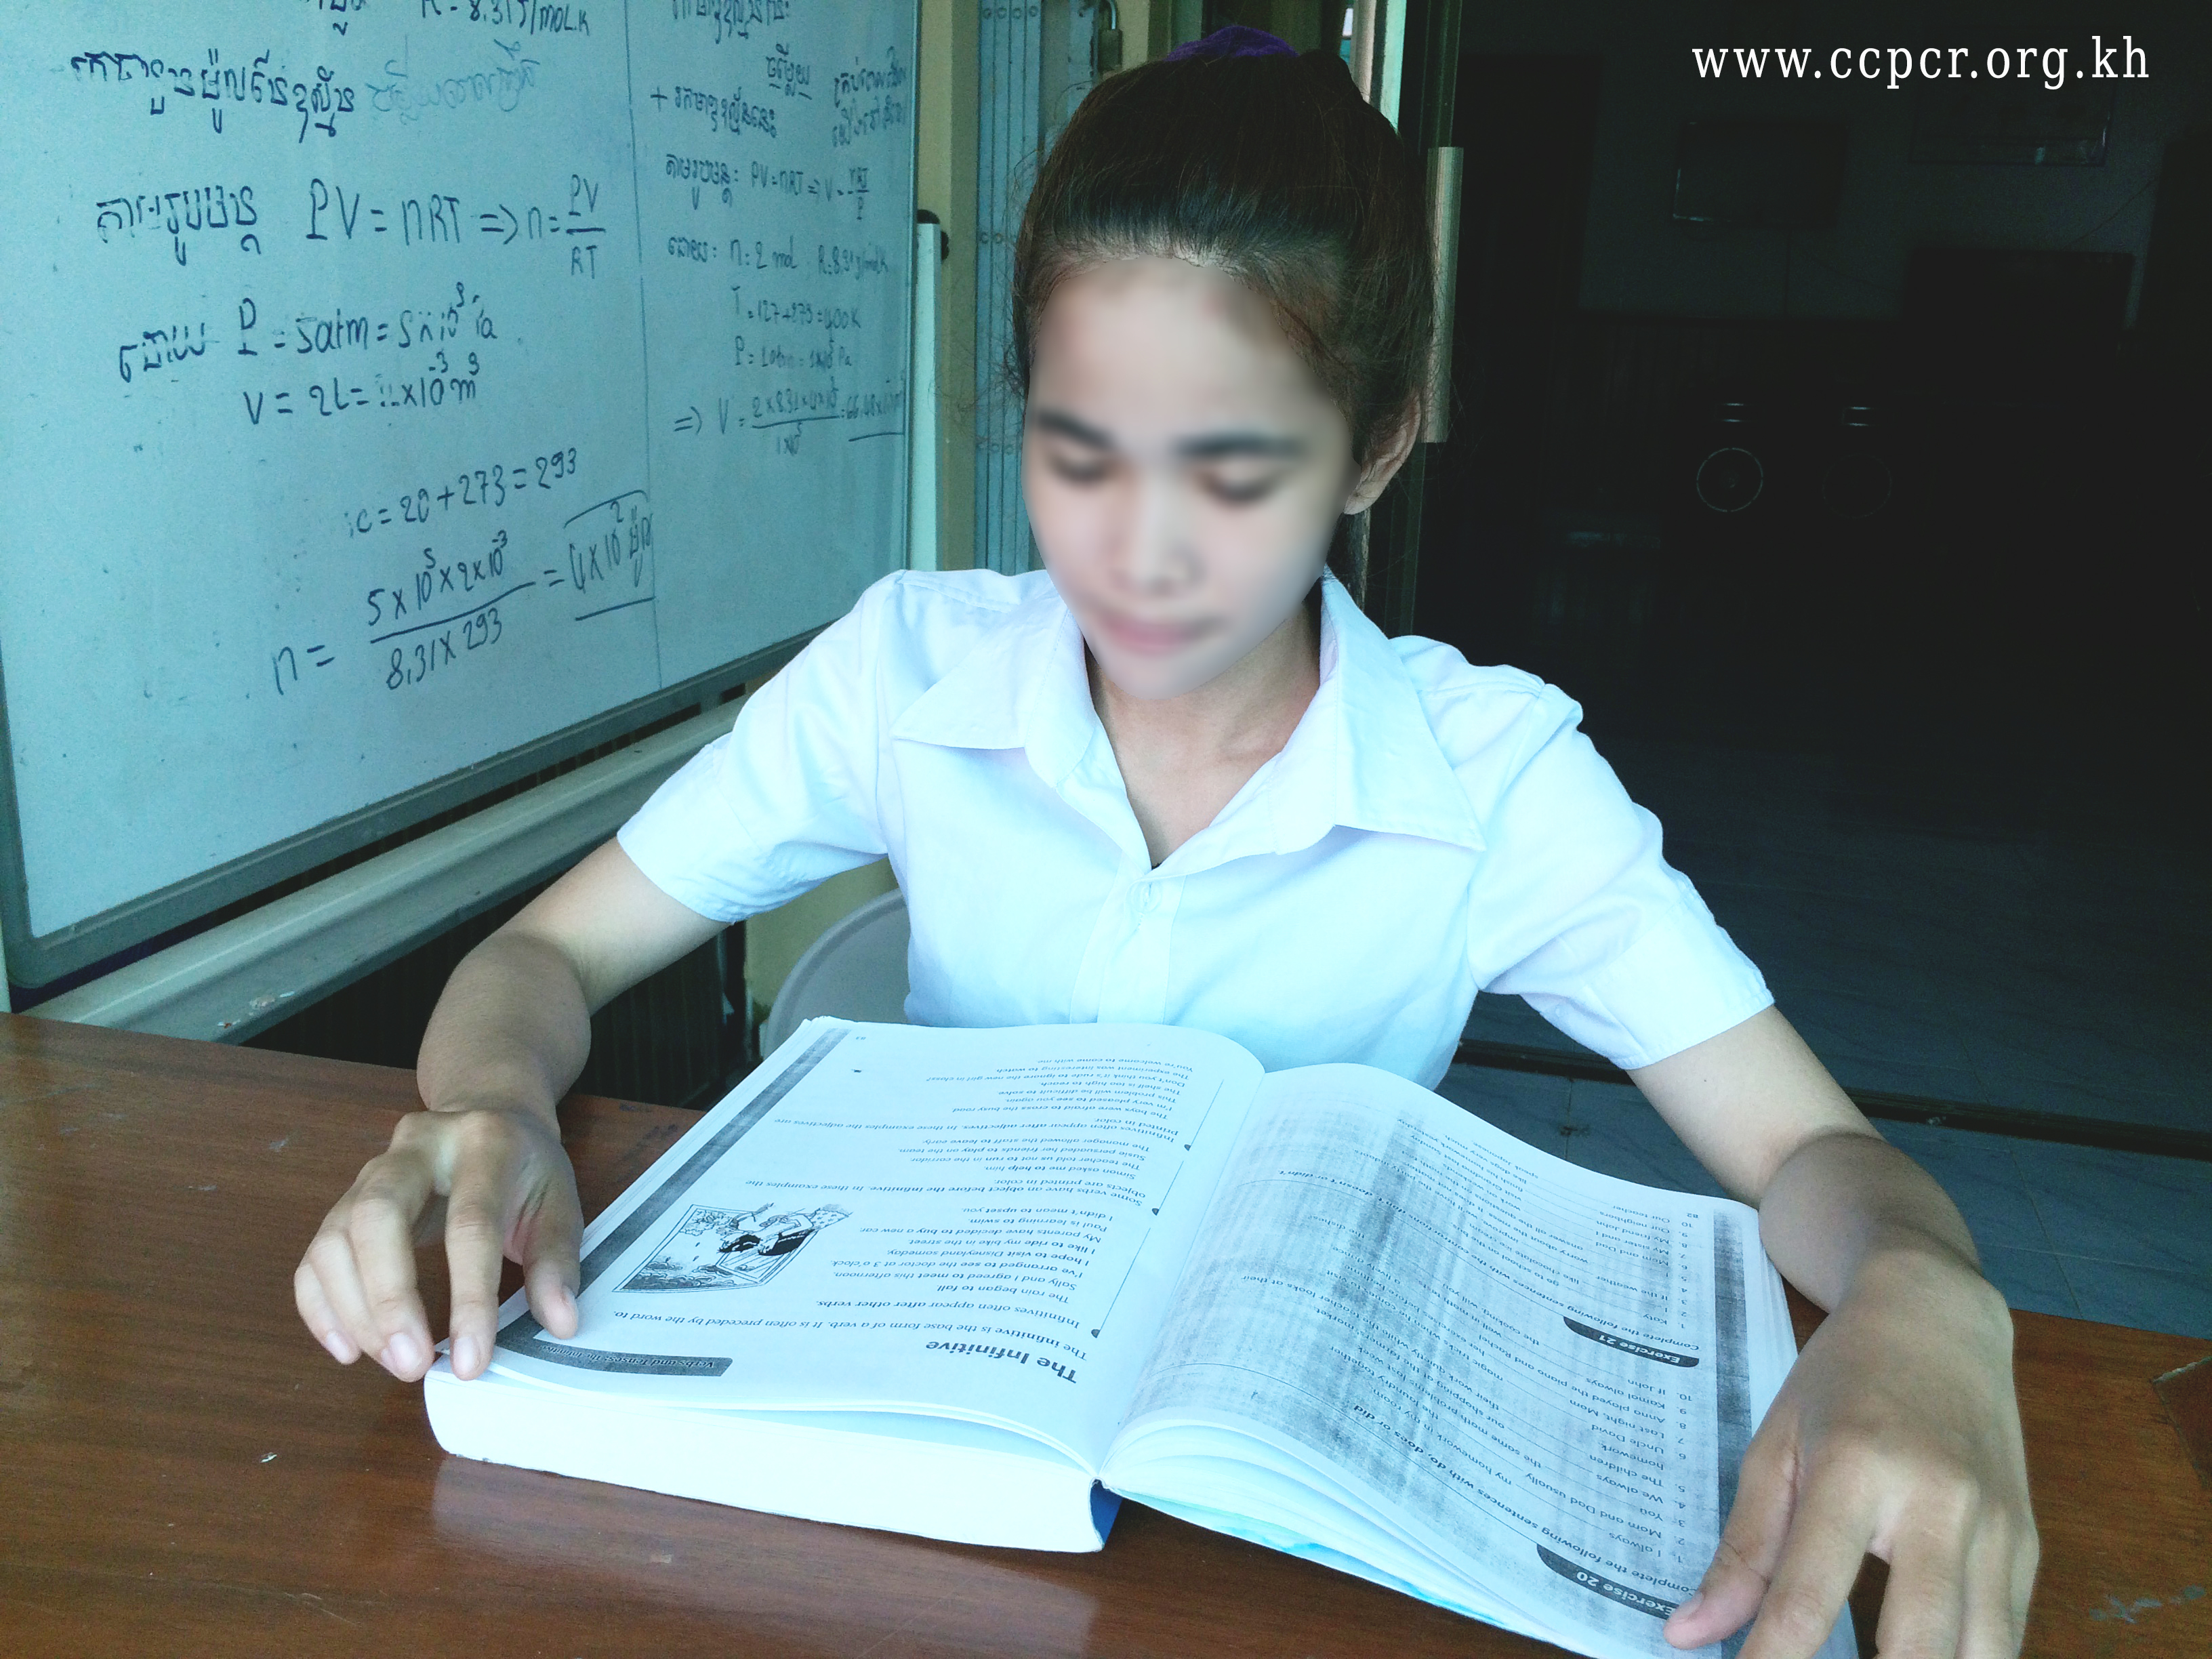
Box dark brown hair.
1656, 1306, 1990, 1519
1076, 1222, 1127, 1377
1011, 49, 1433, 588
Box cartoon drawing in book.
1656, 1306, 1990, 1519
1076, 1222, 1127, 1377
622, 1202, 853, 1292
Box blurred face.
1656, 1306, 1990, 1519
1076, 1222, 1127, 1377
1023, 255, 1375, 703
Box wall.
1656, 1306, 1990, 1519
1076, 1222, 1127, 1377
1119, 0, 1168, 62
1462, 0, 2211, 322
919, 0, 979, 571
1202, 1, 1334, 53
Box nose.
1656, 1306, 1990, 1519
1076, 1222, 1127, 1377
1113, 471, 1198, 596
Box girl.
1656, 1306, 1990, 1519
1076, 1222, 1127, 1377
296, 32, 2034, 1659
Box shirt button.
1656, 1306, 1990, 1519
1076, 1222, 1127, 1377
1128, 882, 1157, 916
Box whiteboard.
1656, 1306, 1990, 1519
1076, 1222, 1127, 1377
0, 0, 917, 983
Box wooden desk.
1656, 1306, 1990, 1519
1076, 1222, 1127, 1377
2, 1015, 2205, 1657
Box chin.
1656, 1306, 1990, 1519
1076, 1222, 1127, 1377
1088, 638, 1235, 702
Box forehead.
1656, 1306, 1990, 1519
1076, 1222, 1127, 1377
1029, 255, 1338, 433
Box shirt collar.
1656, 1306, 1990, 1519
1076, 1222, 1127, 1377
891, 570, 1484, 861
1276, 575, 1486, 856
890, 575, 1097, 780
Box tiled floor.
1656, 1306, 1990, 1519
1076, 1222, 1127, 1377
1437, 1065, 2212, 1341
1462, 737, 2212, 1134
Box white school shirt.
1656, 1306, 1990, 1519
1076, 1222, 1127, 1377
619, 569, 1771, 1089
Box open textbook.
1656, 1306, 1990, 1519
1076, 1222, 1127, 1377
426, 1019, 1853, 1659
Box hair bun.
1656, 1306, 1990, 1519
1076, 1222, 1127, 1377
1163, 24, 1298, 62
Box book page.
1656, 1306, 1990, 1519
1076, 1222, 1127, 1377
1111, 1065, 1819, 1659
483, 1020, 1261, 1469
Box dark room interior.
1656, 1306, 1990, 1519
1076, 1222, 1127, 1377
1406, 0, 2209, 1334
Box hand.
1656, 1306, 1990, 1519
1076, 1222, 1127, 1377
1664, 1248, 2037, 1658
294, 1103, 583, 1382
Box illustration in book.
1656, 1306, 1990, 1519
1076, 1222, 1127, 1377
621, 1202, 852, 1292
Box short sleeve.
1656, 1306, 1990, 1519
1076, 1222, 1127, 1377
1465, 689, 1771, 1071
616, 586, 893, 922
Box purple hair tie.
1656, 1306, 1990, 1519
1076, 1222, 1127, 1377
1164, 24, 1298, 62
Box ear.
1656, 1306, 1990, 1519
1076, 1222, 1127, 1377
1342, 396, 1422, 516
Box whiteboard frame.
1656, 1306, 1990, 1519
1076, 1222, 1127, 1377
3, 0, 926, 994
0, 633, 807, 990
29, 697, 764, 1043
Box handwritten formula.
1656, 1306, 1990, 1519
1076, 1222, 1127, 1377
1, 0, 915, 955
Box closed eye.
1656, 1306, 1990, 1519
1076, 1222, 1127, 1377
1031, 409, 1115, 485
1046, 451, 1113, 485
1203, 471, 1287, 505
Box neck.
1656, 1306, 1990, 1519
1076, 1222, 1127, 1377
1087, 595, 1322, 768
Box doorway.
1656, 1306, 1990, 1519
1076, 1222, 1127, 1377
1419, 47, 2209, 1143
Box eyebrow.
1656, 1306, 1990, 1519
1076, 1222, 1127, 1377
1031, 409, 1113, 447
1029, 407, 1306, 462
1176, 431, 1305, 462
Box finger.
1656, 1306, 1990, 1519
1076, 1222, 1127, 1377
1869, 1505, 1969, 1659
303, 1217, 386, 1361
292, 1256, 361, 1364
443, 1162, 515, 1380
525, 1258, 579, 1339
1667, 1427, 1801, 1648
516, 1170, 584, 1340
344, 1154, 438, 1378
1960, 1510, 2038, 1659
1738, 1476, 1875, 1659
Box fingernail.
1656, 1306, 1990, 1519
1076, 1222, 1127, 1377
382, 1331, 424, 1375
453, 1334, 483, 1376
1671, 1591, 1704, 1622
320, 1330, 359, 1364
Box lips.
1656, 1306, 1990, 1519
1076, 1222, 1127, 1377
1094, 607, 1212, 656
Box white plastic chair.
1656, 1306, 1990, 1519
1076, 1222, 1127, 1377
758, 888, 912, 1057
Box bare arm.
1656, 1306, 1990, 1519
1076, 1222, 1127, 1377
415, 840, 726, 1122
1629, 1004, 1978, 1301
1632, 1008, 2035, 1659
295, 841, 724, 1383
